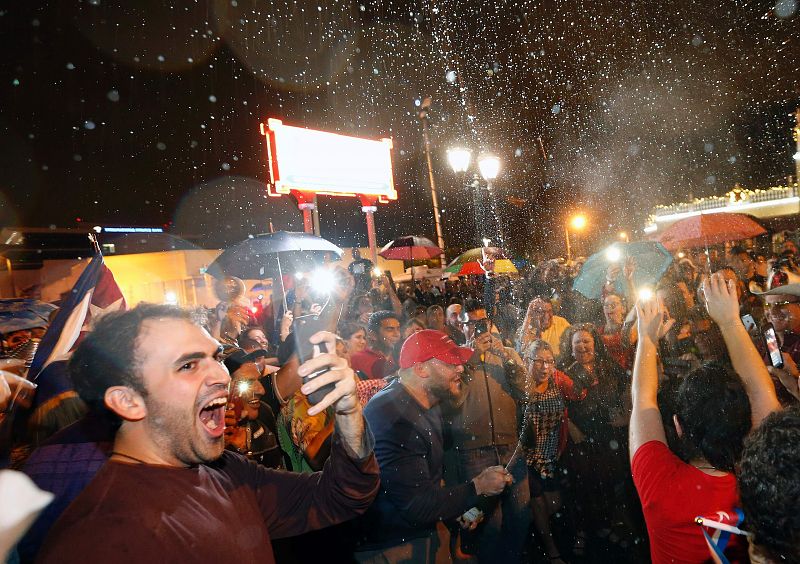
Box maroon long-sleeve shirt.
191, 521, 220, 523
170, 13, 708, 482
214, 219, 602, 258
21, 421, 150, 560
37, 432, 379, 563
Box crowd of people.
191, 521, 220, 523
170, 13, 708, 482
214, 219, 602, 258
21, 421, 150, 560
2, 239, 800, 563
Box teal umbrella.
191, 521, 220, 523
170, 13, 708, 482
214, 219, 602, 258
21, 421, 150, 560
573, 241, 673, 299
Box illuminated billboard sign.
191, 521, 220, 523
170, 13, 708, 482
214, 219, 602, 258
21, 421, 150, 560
261, 118, 397, 203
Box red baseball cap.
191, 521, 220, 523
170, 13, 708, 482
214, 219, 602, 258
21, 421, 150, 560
399, 330, 474, 369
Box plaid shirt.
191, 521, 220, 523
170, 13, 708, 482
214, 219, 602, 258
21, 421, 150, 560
521, 376, 566, 478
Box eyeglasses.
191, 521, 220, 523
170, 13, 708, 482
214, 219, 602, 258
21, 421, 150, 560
527, 358, 556, 366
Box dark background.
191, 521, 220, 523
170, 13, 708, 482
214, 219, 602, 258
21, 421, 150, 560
1, 0, 798, 259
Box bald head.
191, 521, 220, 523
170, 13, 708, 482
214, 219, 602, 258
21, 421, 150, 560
446, 304, 462, 329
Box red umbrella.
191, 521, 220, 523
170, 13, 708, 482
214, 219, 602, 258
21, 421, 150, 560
378, 236, 443, 261
655, 213, 766, 251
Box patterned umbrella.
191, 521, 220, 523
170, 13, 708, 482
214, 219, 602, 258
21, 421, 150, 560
655, 213, 766, 251
444, 247, 519, 276
378, 236, 443, 261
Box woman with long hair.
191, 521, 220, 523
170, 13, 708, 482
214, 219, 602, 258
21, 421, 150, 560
557, 323, 635, 553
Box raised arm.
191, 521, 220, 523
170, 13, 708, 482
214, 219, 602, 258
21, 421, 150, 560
382, 275, 403, 318
629, 296, 669, 462
703, 273, 781, 427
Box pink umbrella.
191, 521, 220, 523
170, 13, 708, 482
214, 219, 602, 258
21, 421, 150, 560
378, 236, 443, 261
655, 213, 766, 251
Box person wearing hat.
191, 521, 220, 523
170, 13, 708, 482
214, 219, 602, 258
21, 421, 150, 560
355, 330, 513, 563
754, 270, 800, 405
222, 350, 283, 469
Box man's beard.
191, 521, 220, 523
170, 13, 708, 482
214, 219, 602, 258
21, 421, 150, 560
431, 376, 467, 408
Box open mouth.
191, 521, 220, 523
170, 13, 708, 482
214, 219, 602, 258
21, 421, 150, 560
199, 396, 227, 438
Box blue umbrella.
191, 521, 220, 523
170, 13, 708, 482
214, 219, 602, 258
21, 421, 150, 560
573, 241, 673, 299
0, 299, 57, 335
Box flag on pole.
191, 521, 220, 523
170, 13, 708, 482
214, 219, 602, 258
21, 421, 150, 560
695, 509, 749, 564
28, 253, 126, 380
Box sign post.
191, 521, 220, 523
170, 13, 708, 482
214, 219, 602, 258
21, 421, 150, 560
261, 119, 397, 248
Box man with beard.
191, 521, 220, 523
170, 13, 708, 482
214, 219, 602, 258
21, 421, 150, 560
445, 303, 466, 345
37, 304, 379, 563
355, 330, 513, 563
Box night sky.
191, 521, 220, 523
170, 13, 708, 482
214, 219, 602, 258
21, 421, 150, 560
1, 0, 798, 259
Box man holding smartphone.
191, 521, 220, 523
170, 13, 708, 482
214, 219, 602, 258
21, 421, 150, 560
38, 304, 379, 564
755, 277, 800, 404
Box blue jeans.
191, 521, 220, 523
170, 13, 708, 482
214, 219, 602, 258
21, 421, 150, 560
455, 445, 531, 563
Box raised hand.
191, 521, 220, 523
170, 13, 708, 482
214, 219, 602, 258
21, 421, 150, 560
624, 256, 637, 280
635, 295, 670, 344
702, 273, 740, 327
298, 331, 358, 417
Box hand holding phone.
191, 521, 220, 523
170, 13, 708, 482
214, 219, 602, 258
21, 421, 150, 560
294, 315, 337, 405
764, 323, 784, 369
297, 331, 359, 417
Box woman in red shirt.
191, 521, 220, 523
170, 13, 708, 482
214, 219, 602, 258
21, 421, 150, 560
630, 273, 781, 563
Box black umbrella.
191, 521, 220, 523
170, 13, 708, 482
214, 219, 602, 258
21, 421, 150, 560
207, 231, 343, 281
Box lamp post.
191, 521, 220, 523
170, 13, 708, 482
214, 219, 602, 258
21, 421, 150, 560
793, 107, 800, 183
618, 231, 630, 243
447, 148, 502, 244
417, 98, 446, 267
565, 213, 587, 264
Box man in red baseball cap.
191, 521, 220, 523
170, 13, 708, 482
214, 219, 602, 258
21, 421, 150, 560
355, 330, 513, 563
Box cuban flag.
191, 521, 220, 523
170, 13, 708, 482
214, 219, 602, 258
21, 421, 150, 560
28, 253, 126, 380
695, 509, 749, 564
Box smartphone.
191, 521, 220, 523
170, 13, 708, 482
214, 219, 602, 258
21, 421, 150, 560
293, 306, 338, 405
473, 318, 490, 337
763, 323, 784, 369
741, 314, 758, 333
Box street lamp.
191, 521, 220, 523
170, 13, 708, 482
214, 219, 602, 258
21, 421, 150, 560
447, 148, 503, 246
618, 231, 630, 243
477, 155, 501, 184
417, 97, 446, 267
447, 148, 472, 173
565, 213, 588, 264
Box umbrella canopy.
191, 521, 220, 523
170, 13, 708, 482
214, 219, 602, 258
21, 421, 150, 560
207, 231, 343, 280
379, 236, 443, 261
0, 299, 57, 335
655, 213, 766, 251
444, 247, 519, 276
573, 241, 673, 299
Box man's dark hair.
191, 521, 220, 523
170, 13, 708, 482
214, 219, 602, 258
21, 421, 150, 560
367, 310, 399, 334
728, 245, 749, 257
338, 320, 366, 340
738, 406, 800, 563
463, 298, 484, 314
238, 326, 265, 351
69, 304, 198, 415
674, 362, 751, 472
